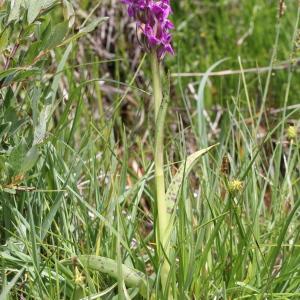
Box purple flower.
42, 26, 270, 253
121, 0, 174, 60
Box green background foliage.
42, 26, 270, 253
0, 0, 299, 299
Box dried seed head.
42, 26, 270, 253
221, 154, 230, 175
279, 0, 287, 18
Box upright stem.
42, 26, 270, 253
150, 51, 170, 294
151, 52, 163, 119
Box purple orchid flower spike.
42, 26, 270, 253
122, 1, 175, 293
121, 0, 174, 60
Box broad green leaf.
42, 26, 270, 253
43, 21, 69, 50
8, 0, 23, 23
0, 28, 9, 51
41, 0, 58, 10
63, 255, 149, 297
23, 23, 36, 38
10, 118, 29, 135
27, 0, 57, 23
27, 0, 42, 24
40, 19, 52, 41
166, 144, 218, 215
20, 146, 39, 173
0, 122, 11, 141
8, 142, 26, 173
23, 40, 43, 64
33, 109, 47, 145
165, 144, 218, 248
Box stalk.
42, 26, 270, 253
150, 51, 171, 294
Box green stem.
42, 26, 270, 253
150, 51, 171, 294
151, 52, 163, 119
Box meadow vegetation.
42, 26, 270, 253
0, 0, 299, 299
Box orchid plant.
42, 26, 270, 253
121, 0, 174, 294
